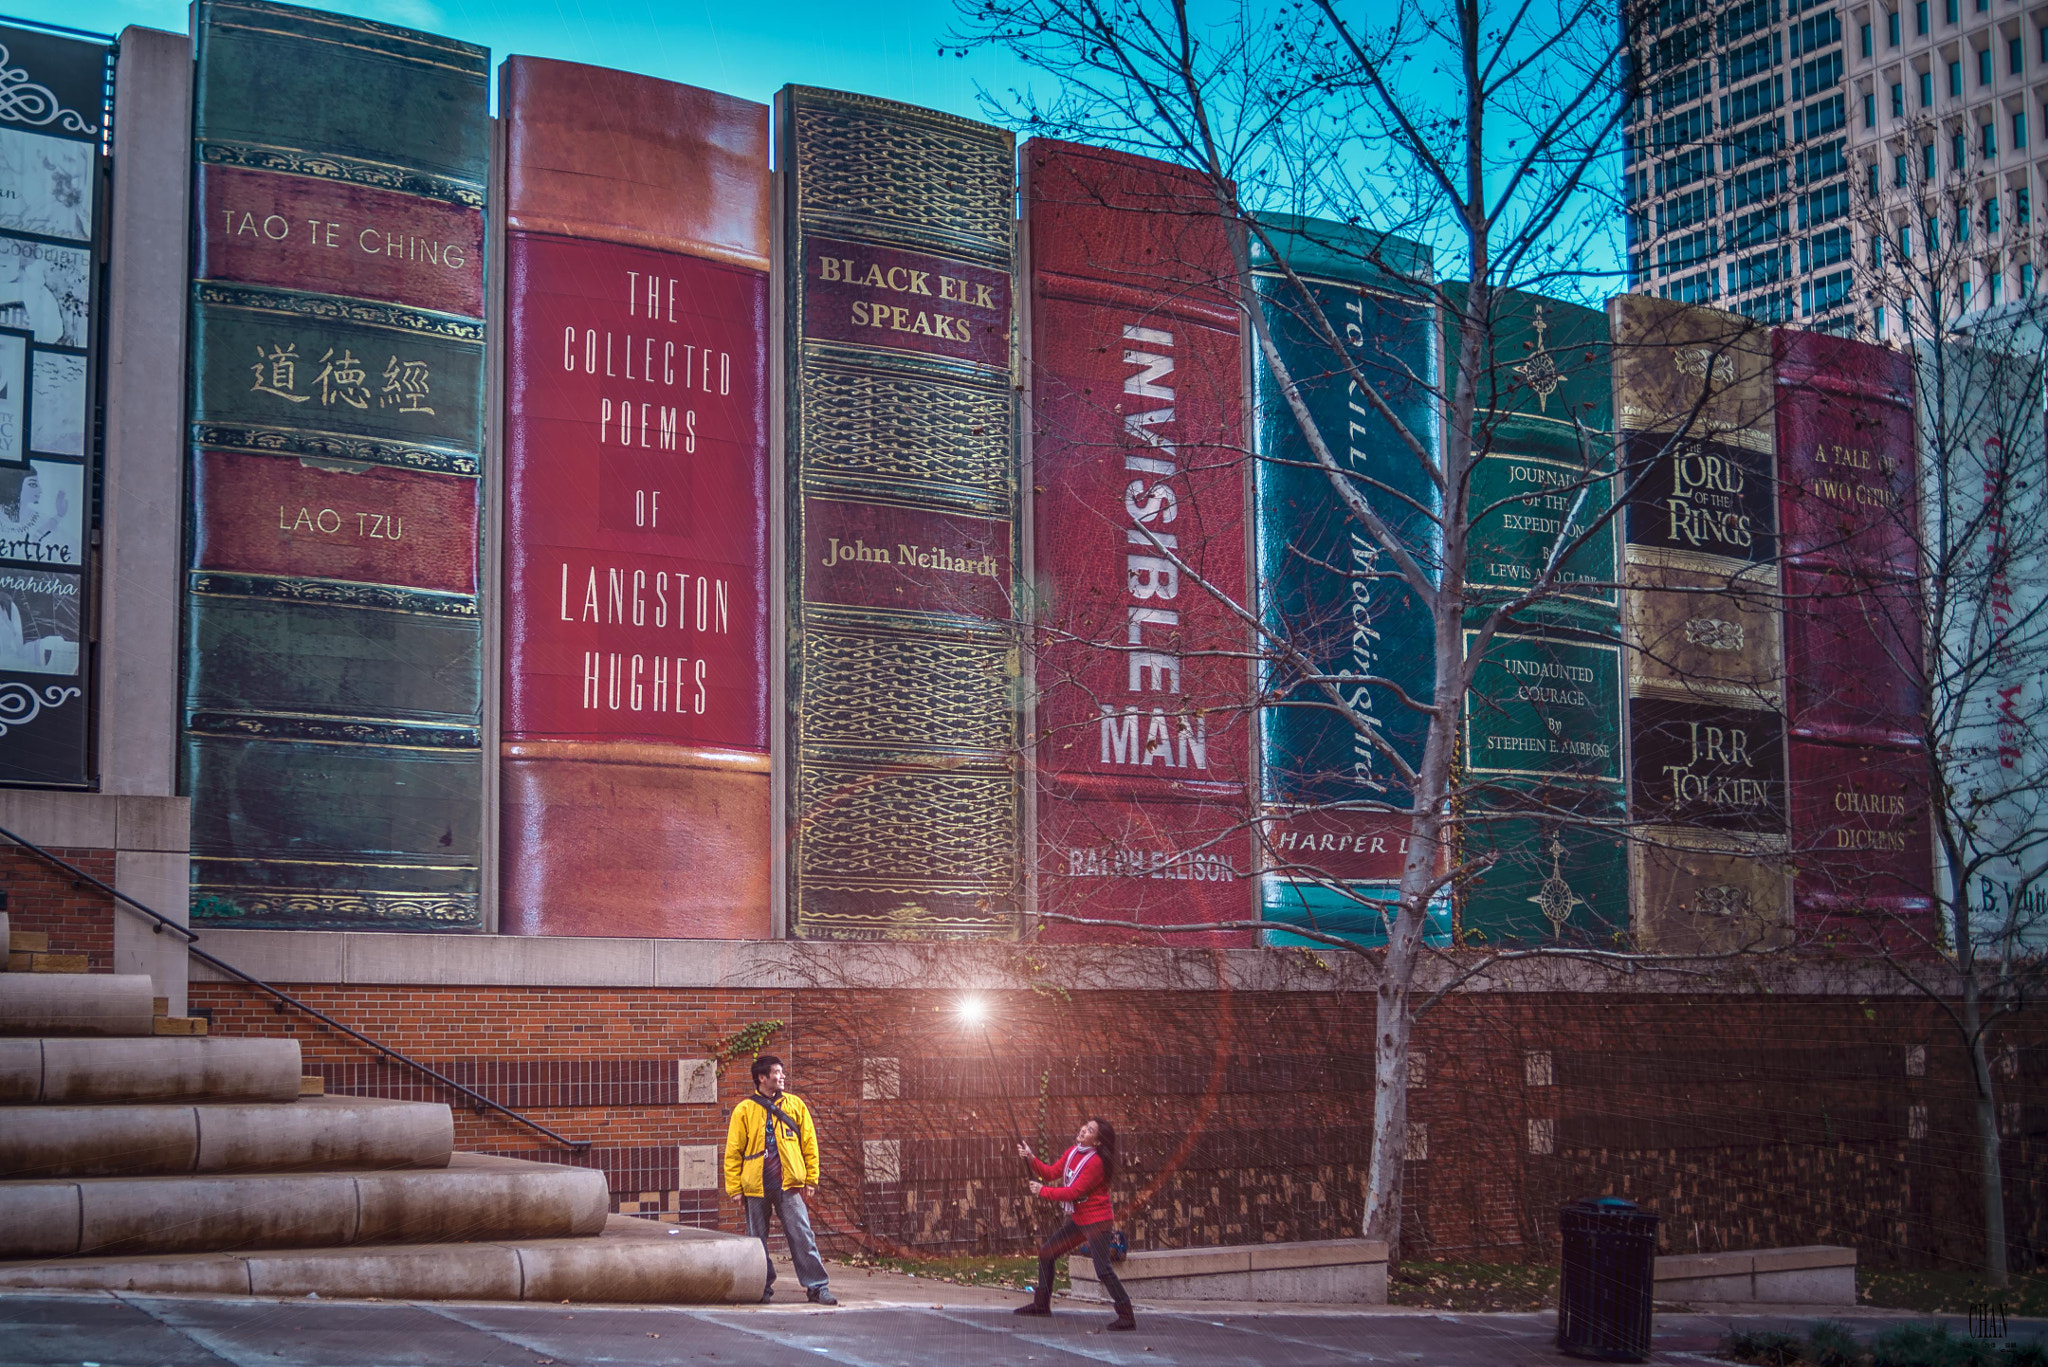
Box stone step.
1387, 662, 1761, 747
0, 1152, 607, 1259
0, 974, 156, 1037
2, 1095, 453, 1179
7, 930, 47, 954
0, 1214, 767, 1304
151, 1015, 208, 1036
0, 1036, 302, 1104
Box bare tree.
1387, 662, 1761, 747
1798, 175, 2048, 1285
944, 0, 1760, 1259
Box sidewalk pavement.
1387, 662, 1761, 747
3, 1256, 2040, 1367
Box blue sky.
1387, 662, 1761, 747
17, 0, 1043, 121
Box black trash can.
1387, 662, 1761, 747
1555, 1196, 1659, 1362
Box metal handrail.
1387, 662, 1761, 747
0, 823, 589, 1151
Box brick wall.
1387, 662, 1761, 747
188, 978, 2046, 1271
1, 846, 116, 970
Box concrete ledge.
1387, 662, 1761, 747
1073, 1238, 1387, 1303
1655, 1246, 1855, 1305
0, 976, 156, 1037
0, 1152, 608, 1258
0, 1216, 767, 1303
1, 1096, 453, 1179
185, 928, 1953, 998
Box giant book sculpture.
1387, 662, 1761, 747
0, 24, 106, 788
1773, 330, 1932, 941
1914, 338, 2046, 953
499, 58, 771, 937
184, 0, 489, 928
1023, 139, 1252, 944
1249, 217, 1445, 946
1453, 290, 1627, 944
1609, 295, 1788, 951
777, 87, 1021, 939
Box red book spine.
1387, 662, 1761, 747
1025, 140, 1252, 945
498, 58, 772, 938
1773, 330, 1933, 936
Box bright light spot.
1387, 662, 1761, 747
957, 996, 987, 1025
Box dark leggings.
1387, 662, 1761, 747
1036, 1218, 1128, 1309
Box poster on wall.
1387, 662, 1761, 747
0, 23, 108, 788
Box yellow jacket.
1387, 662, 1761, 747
723, 1089, 821, 1196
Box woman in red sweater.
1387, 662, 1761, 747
1013, 1117, 1134, 1330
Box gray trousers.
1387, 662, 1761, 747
745, 1188, 830, 1294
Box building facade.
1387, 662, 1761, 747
1626, 0, 2048, 334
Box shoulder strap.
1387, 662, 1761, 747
750, 1093, 800, 1137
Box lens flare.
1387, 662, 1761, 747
957, 996, 987, 1025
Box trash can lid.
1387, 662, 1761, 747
1568, 1196, 1638, 1210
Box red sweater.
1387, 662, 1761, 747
1029, 1145, 1113, 1225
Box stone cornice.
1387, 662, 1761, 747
186, 928, 1960, 999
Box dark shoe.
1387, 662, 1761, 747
807, 1289, 838, 1306
760, 1286, 774, 1303
1107, 1309, 1136, 1331
1013, 1303, 1052, 1316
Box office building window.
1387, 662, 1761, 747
2023, 261, 2036, 294
1917, 1, 1928, 34
2019, 186, 2031, 224
1869, 162, 1879, 193
1924, 142, 1936, 177
1862, 22, 1872, 54
1893, 81, 1905, 116
2015, 111, 2027, 148
1954, 131, 1967, 168
1988, 194, 2000, 232
1865, 91, 1877, 125
1900, 222, 1913, 257
1959, 201, 1971, 241
1946, 0, 1958, 23
1979, 47, 1992, 86
1920, 70, 1933, 105
1895, 152, 1909, 184
1950, 59, 1963, 96
2011, 36, 2024, 74
1875, 305, 1886, 335
1889, 9, 1900, 43
1983, 121, 1997, 156
1991, 271, 2003, 304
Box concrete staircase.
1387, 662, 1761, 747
0, 922, 765, 1302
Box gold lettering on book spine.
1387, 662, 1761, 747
785, 88, 1021, 939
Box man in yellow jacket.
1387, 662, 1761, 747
723, 1054, 836, 1304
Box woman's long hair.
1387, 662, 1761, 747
1088, 1116, 1118, 1182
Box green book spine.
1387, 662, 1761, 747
777, 87, 1021, 939
1451, 290, 1627, 944
183, 0, 489, 929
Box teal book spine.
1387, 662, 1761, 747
1250, 216, 1448, 946
183, 0, 489, 929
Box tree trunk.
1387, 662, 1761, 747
1964, 986, 2010, 1287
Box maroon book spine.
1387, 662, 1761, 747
498, 58, 772, 938
1024, 139, 1253, 944
1773, 330, 1933, 936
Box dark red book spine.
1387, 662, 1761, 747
498, 58, 772, 939
1773, 330, 1933, 936
1024, 139, 1252, 944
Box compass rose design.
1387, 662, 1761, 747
1514, 305, 1561, 413
1527, 832, 1585, 935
